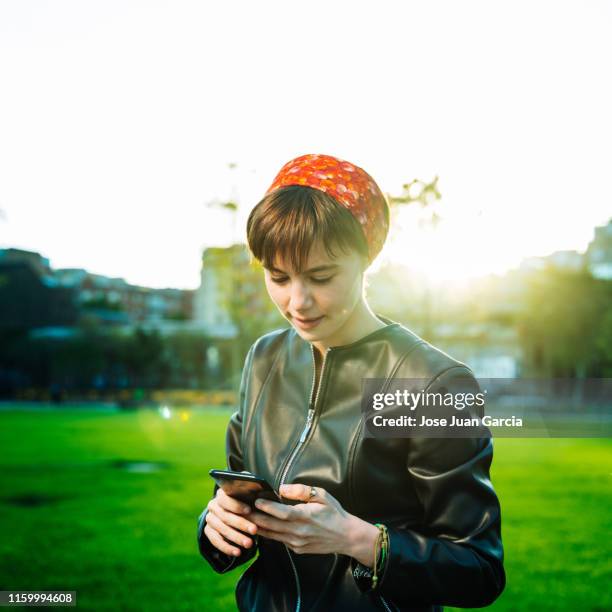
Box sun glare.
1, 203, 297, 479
379, 207, 521, 288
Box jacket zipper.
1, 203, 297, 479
278, 345, 331, 612
278, 345, 329, 488
379, 595, 394, 611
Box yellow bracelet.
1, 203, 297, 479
371, 524, 386, 588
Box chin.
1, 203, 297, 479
293, 325, 321, 337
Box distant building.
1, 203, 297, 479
0, 249, 78, 329
193, 243, 284, 341
547, 249, 585, 272
194, 246, 241, 338
0, 248, 52, 276
194, 244, 267, 338
433, 323, 522, 378
518, 222, 612, 279
519, 256, 547, 272
586, 218, 612, 280
54, 269, 194, 325
520, 250, 585, 273
0, 248, 194, 330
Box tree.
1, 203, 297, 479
517, 267, 612, 377
386, 176, 443, 339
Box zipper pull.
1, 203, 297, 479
299, 409, 315, 443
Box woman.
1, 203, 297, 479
197, 154, 505, 611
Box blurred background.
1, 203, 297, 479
0, 1, 610, 610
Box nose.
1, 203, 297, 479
289, 279, 313, 312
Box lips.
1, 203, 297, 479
292, 315, 325, 330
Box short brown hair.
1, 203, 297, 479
246, 186, 369, 273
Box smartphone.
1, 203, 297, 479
209, 469, 300, 506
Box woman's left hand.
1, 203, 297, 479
249, 484, 354, 556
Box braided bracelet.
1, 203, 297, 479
371, 523, 389, 589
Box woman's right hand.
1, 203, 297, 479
204, 488, 258, 557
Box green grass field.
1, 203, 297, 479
0, 407, 610, 611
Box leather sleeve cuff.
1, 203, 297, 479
349, 533, 391, 594
351, 558, 376, 593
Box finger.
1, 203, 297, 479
206, 511, 256, 549
280, 483, 322, 503
253, 497, 297, 520
216, 488, 252, 515
249, 509, 293, 534
256, 526, 288, 543
255, 524, 301, 545
204, 524, 242, 557
207, 512, 256, 550
255, 520, 309, 552
216, 503, 259, 536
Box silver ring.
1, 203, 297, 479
309, 486, 317, 499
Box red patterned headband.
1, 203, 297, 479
264, 153, 389, 262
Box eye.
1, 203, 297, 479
270, 276, 289, 284
311, 276, 334, 284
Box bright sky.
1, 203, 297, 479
0, 1, 610, 289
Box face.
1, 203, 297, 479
263, 241, 367, 348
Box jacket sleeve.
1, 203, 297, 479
197, 343, 259, 573
354, 366, 506, 608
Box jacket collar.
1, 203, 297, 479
289, 313, 401, 354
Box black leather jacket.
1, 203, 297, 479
197, 316, 505, 611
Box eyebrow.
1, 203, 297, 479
267, 264, 340, 274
